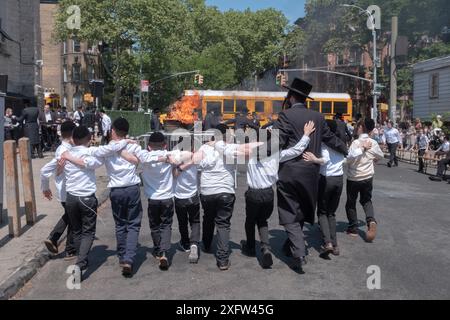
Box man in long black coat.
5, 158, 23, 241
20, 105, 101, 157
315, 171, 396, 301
274, 78, 348, 272
15, 99, 43, 158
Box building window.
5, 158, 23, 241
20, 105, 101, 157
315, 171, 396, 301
63, 65, 68, 82
73, 38, 81, 53
72, 64, 81, 82
223, 99, 234, 113
235, 100, 247, 114
255, 101, 265, 113
206, 101, 222, 115
63, 41, 67, 54
272, 101, 283, 113
430, 73, 439, 99
73, 92, 82, 109
322, 101, 332, 114
87, 64, 95, 81
63, 95, 67, 107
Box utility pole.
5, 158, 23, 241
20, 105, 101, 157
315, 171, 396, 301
390, 16, 398, 124
372, 26, 378, 123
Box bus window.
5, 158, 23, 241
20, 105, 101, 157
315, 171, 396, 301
322, 101, 332, 114
272, 100, 283, 113
206, 101, 222, 115
236, 100, 247, 113
255, 101, 265, 113
310, 101, 320, 112
224, 100, 234, 113
334, 102, 348, 115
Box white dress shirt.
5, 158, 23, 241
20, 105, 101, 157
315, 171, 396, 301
174, 165, 199, 199
246, 136, 311, 189
40, 141, 72, 202
135, 148, 174, 200
45, 112, 52, 123
100, 141, 141, 189
64, 146, 104, 197
320, 143, 345, 177
384, 127, 401, 144
436, 141, 450, 153
198, 143, 236, 196
102, 114, 112, 136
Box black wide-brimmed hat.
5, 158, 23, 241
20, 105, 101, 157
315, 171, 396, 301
283, 77, 314, 100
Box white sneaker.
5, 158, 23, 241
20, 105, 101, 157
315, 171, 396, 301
189, 244, 199, 264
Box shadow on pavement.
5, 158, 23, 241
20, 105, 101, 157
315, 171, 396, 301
0, 214, 47, 250
82, 245, 116, 281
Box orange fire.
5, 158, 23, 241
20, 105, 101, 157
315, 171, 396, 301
166, 92, 200, 125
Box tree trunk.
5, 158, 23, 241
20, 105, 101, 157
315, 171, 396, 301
112, 81, 120, 110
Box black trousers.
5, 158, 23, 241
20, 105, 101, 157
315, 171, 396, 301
437, 158, 450, 177
66, 193, 98, 270
387, 143, 398, 165
318, 175, 343, 246
110, 184, 143, 265
147, 198, 174, 254
245, 187, 274, 250
418, 149, 426, 172
175, 195, 200, 246
48, 202, 75, 254
201, 193, 236, 263
345, 178, 376, 230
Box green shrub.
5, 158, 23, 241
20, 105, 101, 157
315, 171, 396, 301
106, 110, 151, 137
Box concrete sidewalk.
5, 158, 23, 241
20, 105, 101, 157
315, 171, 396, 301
0, 152, 110, 299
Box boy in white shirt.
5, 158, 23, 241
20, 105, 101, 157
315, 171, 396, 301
60, 126, 132, 275
303, 120, 346, 258
345, 119, 384, 242
172, 138, 201, 264
242, 121, 315, 268
135, 132, 176, 271
41, 121, 76, 259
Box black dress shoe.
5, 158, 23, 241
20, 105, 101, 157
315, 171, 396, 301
261, 248, 273, 269
291, 257, 307, 274
387, 162, 392, 168
429, 176, 443, 182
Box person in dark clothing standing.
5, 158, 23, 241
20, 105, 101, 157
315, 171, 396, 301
225, 110, 259, 131
203, 110, 220, 131
151, 108, 163, 132
14, 99, 43, 158
82, 108, 97, 142
273, 78, 348, 273
334, 113, 352, 144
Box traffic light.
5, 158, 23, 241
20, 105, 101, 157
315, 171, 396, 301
198, 75, 204, 85
194, 74, 200, 85
276, 73, 282, 86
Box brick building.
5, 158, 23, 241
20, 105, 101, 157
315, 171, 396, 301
0, 0, 43, 110
40, 0, 102, 112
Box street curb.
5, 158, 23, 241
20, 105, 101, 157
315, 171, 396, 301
0, 188, 110, 300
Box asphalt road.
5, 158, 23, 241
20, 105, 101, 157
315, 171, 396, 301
15, 160, 450, 300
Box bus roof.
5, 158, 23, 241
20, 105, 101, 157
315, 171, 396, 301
184, 90, 352, 100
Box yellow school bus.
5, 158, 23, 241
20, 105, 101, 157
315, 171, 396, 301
184, 90, 353, 126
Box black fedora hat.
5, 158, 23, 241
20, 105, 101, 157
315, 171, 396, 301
283, 78, 314, 100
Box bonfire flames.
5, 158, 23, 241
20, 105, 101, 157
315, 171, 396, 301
166, 92, 200, 125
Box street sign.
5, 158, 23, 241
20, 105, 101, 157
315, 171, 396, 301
141, 80, 149, 92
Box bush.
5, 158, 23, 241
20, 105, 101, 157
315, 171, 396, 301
105, 110, 151, 137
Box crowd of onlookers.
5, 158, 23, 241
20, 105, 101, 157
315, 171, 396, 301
4, 103, 113, 157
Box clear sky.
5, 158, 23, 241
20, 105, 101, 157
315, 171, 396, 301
205, 0, 306, 24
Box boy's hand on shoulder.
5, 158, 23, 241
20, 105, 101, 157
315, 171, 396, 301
362, 140, 372, 151
303, 121, 316, 137
43, 190, 52, 201
303, 152, 318, 163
